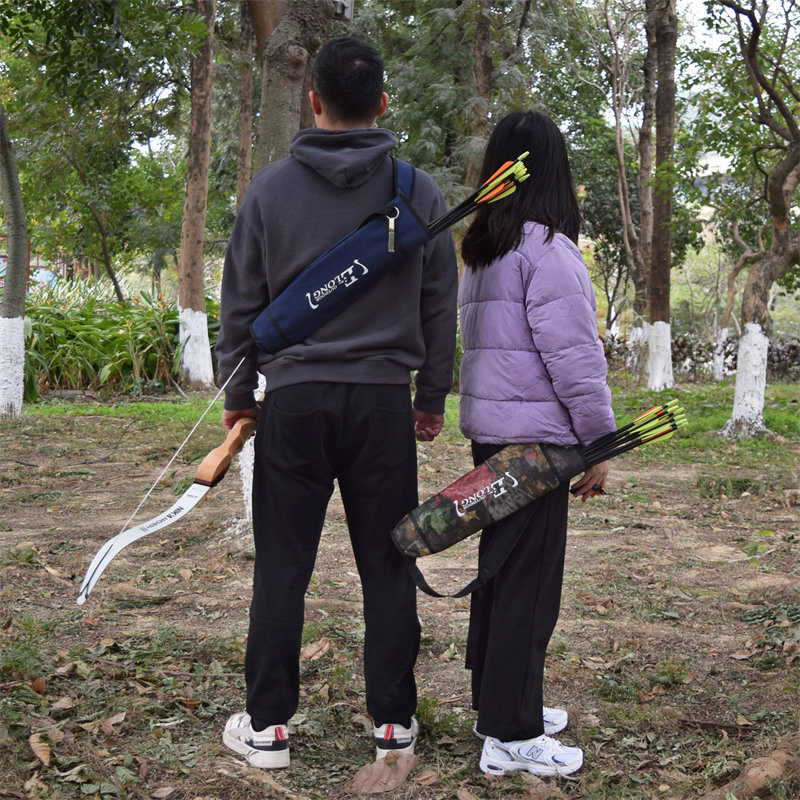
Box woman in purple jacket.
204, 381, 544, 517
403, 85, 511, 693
459, 110, 616, 777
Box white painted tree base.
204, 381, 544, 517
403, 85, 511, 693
0, 316, 25, 419
713, 326, 729, 382
626, 322, 649, 376
647, 320, 674, 391
178, 307, 215, 388
722, 322, 769, 439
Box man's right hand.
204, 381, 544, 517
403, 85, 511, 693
222, 406, 260, 432
414, 409, 444, 442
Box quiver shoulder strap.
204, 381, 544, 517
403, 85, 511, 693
251, 158, 431, 354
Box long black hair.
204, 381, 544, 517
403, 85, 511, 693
461, 111, 581, 268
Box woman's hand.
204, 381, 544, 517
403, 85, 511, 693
570, 460, 610, 502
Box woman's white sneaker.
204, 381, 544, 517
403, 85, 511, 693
223, 712, 290, 768
479, 734, 583, 777
542, 706, 569, 735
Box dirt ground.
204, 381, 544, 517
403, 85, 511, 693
1, 397, 799, 800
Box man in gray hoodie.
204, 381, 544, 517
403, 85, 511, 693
216, 37, 458, 768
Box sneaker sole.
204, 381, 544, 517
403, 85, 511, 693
479, 752, 583, 777
223, 730, 290, 769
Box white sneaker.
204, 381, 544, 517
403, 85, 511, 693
223, 712, 290, 768
479, 734, 583, 777
542, 706, 569, 735
473, 706, 569, 740
373, 716, 419, 759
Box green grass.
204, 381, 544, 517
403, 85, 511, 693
21, 395, 219, 424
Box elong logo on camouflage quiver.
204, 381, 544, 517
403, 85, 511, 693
390, 443, 587, 558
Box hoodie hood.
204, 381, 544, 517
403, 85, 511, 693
289, 127, 398, 189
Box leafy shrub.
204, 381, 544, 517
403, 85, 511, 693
24, 280, 220, 400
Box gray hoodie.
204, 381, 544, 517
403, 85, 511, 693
216, 127, 458, 413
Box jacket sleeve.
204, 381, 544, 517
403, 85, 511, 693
523, 242, 615, 446
215, 200, 267, 410
412, 189, 459, 415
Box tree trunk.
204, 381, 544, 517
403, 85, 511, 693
712, 326, 728, 382
248, 0, 285, 62
464, 1, 492, 191
719, 0, 800, 437
596, 0, 652, 374
723, 321, 770, 439
87, 205, 126, 304
178, 0, 216, 389
252, 0, 331, 173
647, 0, 677, 391
724, 250, 794, 437
0, 98, 27, 418
637, 0, 657, 316
236, 0, 254, 207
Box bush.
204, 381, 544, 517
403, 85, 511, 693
23, 280, 220, 401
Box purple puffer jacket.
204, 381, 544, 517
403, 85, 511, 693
458, 221, 615, 447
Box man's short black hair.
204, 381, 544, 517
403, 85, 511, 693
312, 37, 385, 124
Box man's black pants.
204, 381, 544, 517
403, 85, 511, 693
245, 382, 421, 728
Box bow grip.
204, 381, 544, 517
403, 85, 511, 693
194, 417, 258, 487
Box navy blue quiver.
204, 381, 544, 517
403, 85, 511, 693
251, 159, 431, 354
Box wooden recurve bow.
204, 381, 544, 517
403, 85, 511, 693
77, 416, 257, 605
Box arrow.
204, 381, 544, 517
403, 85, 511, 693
427, 151, 530, 237
77, 416, 257, 605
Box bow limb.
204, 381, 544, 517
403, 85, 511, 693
77, 416, 258, 605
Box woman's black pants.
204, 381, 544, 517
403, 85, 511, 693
465, 440, 569, 742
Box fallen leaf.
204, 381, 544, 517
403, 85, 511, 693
178, 569, 192, 581
522, 775, 567, 798
438, 642, 459, 662
351, 714, 373, 734
39, 725, 65, 744
730, 650, 754, 660
24, 775, 49, 794
300, 638, 333, 662
30, 676, 46, 694
413, 769, 439, 785
51, 696, 76, 710
344, 753, 420, 794
29, 733, 51, 766
152, 788, 175, 799
456, 789, 474, 800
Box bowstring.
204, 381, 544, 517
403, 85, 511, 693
117, 354, 247, 534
